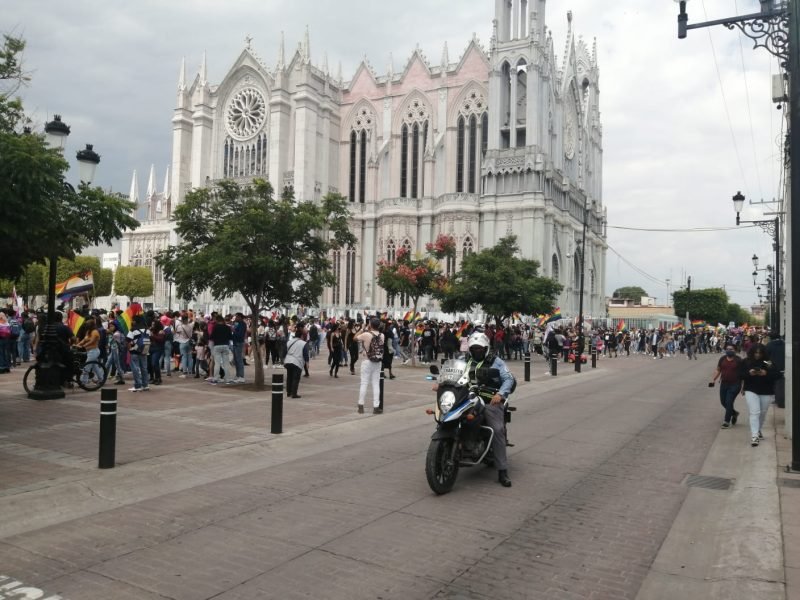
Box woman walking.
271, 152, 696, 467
329, 324, 344, 378
739, 343, 778, 447
346, 321, 361, 375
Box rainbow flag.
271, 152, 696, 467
415, 323, 425, 336
455, 321, 469, 339
115, 302, 143, 335
67, 310, 85, 336
616, 320, 627, 333
512, 312, 521, 321
545, 308, 562, 324
535, 314, 548, 327
691, 319, 706, 329
402, 310, 413, 322
55, 271, 94, 301
671, 323, 685, 331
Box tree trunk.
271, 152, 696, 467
248, 302, 265, 390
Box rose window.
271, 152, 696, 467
225, 88, 267, 141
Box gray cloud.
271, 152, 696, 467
5, 0, 780, 308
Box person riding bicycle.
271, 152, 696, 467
464, 331, 515, 487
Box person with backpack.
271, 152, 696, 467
18, 311, 35, 363
126, 317, 151, 392
284, 322, 309, 398
355, 318, 385, 414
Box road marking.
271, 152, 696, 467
0, 575, 63, 599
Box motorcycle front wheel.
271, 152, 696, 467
426, 438, 459, 495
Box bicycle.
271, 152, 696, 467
23, 348, 108, 394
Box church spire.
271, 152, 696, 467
303, 25, 311, 64
146, 164, 156, 206
178, 57, 186, 91
199, 51, 208, 87
337, 61, 343, 85
441, 41, 449, 70
129, 170, 139, 206
323, 51, 329, 76
276, 31, 285, 71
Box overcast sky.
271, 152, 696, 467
6, 0, 782, 309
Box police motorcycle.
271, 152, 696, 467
425, 358, 516, 495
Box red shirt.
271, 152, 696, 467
717, 355, 742, 385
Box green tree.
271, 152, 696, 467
673, 288, 730, 324
0, 34, 139, 280
0, 262, 47, 303
376, 233, 454, 366
438, 235, 562, 328
612, 286, 648, 300
157, 179, 355, 390
114, 266, 154, 301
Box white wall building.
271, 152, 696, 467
121, 0, 607, 318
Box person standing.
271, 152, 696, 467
346, 321, 361, 375
208, 314, 233, 384
284, 323, 308, 398
174, 313, 194, 377
329, 324, 344, 378
709, 344, 742, 428
356, 318, 384, 414
126, 317, 151, 392
105, 321, 125, 385
149, 321, 166, 385
75, 317, 103, 386
739, 343, 778, 447
766, 332, 785, 409
231, 312, 247, 383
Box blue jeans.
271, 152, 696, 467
106, 346, 124, 381
163, 340, 173, 374
179, 341, 193, 373
719, 383, 739, 423
17, 332, 31, 362
129, 353, 149, 389
150, 348, 164, 381
81, 348, 103, 384
232, 342, 245, 378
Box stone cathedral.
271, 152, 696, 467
121, 0, 607, 319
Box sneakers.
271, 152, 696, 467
758, 430, 764, 439
235, 377, 245, 384
141, 387, 150, 392
721, 422, 730, 429
751, 436, 760, 447
357, 405, 364, 414
206, 378, 218, 385
731, 411, 739, 425
179, 374, 187, 379
128, 387, 140, 392
373, 407, 383, 414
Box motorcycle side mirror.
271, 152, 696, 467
429, 365, 440, 375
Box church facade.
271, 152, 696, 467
121, 0, 607, 320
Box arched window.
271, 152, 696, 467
446, 254, 456, 277
515, 59, 528, 147
222, 134, 268, 179
349, 130, 357, 201
331, 249, 342, 305
345, 246, 356, 305
456, 116, 465, 193
501, 62, 511, 149
455, 89, 487, 194
400, 97, 430, 199
359, 130, 367, 203
462, 237, 474, 261
387, 239, 396, 264
551, 254, 560, 282
402, 239, 412, 255
400, 124, 409, 198
573, 251, 582, 289
348, 105, 374, 203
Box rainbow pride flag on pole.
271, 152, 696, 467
691, 319, 706, 329
115, 302, 144, 335
55, 271, 94, 301
671, 322, 685, 331
67, 310, 85, 336
455, 321, 469, 339
616, 320, 627, 333
545, 308, 563, 324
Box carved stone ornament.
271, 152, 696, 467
496, 156, 525, 169
458, 89, 487, 117
225, 87, 267, 141
403, 97, 430, 125
564, 102, 578, 160
353, 105, 375, 131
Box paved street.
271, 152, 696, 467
0, 353, 763, 599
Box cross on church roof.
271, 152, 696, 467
245, 34, 253, 48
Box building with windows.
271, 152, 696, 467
121, 0, 607, 318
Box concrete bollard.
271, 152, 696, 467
99, 388, 117, 469
591, 349, 597, 369
271, 372, 284, 434
550, 355, 557, 377
524, 352, 531, 382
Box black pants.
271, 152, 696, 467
329, 349, 341, 376
285, 363, 302, 396
349, 344, 358, 373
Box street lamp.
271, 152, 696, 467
574, 197, 590, 373
29, 115, 101, 401
731, 192, 781, 336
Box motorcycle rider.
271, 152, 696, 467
464, 331, 515, 487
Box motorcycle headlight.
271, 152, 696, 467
439, 390, 457, 413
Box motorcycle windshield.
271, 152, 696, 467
438, 359, 469, 385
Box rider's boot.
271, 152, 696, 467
498, 470, 512, 487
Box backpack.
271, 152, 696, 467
22, 319, 35, 334
366, 332, 384, 363
130, 330, 151, 355
164, 326, 174, 343
9, 320, 20, 338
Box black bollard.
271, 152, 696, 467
591, 349, 597, 369
271, 372, 284, 434
550, 355, 557, 377
524, 351, 531, 382
99, 388, 117, 469
379, 367, 385, 410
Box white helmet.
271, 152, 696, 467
467, 332, 490, 362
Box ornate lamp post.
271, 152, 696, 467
29, 115, 101, 400
574, 197, 589, 373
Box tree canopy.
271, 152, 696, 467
672, 287, 754, 326
612, 286, 648, 300
113, 265, 154, 300
0, 34, 139, 280
438, 235, 562, 325
157, 179, 355, 389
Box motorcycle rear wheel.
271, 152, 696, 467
426, 439, 459, 495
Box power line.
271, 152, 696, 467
733, 0, 764, 199
701, 0, 750, 196
606, 244, 667, 287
